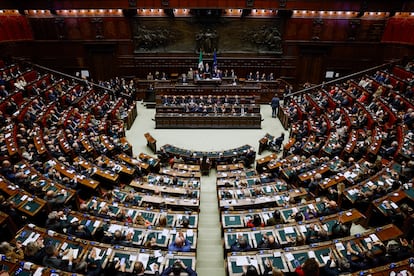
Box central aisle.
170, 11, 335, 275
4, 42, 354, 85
125, 101, 288, 276
196, 170, 225, 276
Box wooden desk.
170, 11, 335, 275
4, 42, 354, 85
98, 155, 136, 178
374, 224, 403, 241
75, 156, 120, 185
217, 163, 245, 171
0, 175, 19, 197
16, 161, 76, 207
155, 113, 262, 129
173, 163, 201, 172
4, 124, 18, 159
139, 152, 161, 172
227, 251, 289, 276
53, 160, 100, 191
32, 126, 47, 156
8, 193, 47, 217
117, 153, 151, 172
160, 168, 202, 178
144, 132, 157, 153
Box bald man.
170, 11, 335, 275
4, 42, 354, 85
168, 232, 191, 252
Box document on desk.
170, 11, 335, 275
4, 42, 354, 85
108, 224, 123, 233
138, 253, 150, 268
369, 234, 379, 242
161, 229, 169, 237
284, 226, 295, 234
321, 254, 330, 264
235, 256, 257, 267
33, 267, 43, 276
273, 251, 281, 257
23, 232, 40, 246
186, 229, 194, 237
335, 242, 345, 251
308, 251, 316, 259
284, 253, 294, 261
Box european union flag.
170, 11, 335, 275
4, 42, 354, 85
213, 50, 217, 68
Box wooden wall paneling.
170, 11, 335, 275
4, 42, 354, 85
65, 18, 84, 39
84, 43, 117, 80
284, 18, 313, 41
322, 19, 348, 41
2, 0, 407, 10
297, 45, 328, 84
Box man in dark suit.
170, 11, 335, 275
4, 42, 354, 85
42, 244, 74, 271
270, 94, 280, 118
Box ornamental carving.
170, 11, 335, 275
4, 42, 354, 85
133, 24, 174, 51
242, 25, 282, 54
195, 28, 219, 54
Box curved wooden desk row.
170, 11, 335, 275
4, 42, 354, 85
62, 211, 198, 250
131, 173, 200, 197
219, 187, 308, 210
157, 94, 260, 105
84, 187, 199, 212
216, 168, 256, 179
216, 170, 285, 186
8, 225, 195, 275
156, 104, 261, 114
71, 203, 199, 229
155, 113, 262, 129
0, 177, 46, 217
161, 144, 255, 166
225, 224, 402, 275
220, 201, 363, 228
223, 209, 365, 251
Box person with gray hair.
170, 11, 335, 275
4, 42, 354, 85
168, 231, 191, 252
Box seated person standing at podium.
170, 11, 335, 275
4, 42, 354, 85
168, 232, 191, 252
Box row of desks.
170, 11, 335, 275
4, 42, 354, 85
219, 187, 307, 210
226, 224, 402, 276
223, 209, 364, 250
11, 225, 195, 275
155, 113, 262, 129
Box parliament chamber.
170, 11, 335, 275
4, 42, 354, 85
0, 1, 414, 276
